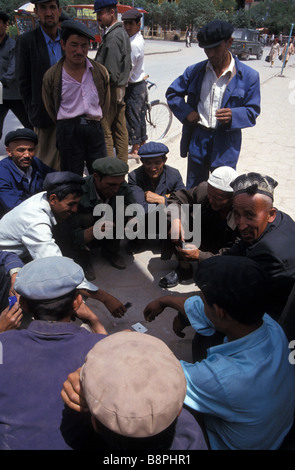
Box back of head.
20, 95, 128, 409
194, 255, 268, 324
81, 331, 187, 448
0, 11, 9, 24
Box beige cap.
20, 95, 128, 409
80, 331, 187, 438
208, 166, 238, 192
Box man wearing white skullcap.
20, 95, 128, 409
159, 166, 239, 289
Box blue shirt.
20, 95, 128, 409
40, 27, 62, 66
181, 296, 295, 450
0, 321, 106, 450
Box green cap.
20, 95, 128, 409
92, 157, 129, 176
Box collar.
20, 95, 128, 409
40, 27, 61, 44
6, 157, 35, 183
206, 51, 236, 79
27, 319, 84, 335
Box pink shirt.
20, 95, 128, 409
57, 58, 102, 120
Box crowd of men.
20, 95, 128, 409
0, 2, 295, 452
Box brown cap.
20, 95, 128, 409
81, 331, 187, 437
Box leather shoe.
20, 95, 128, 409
158, 264, 193, 288
102, 250, 126, 270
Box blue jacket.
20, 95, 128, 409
0, 156, 54, 217
128, 164, 185, 214
166, 56, 260, 166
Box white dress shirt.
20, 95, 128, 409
128, 31, 145, 84
198, 53, 236, 129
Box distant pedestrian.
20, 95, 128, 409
269, 38, 280, 67
281, 41, 294, 68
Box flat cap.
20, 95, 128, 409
197, 20, 234, 49
92, 157, 128, 176
93, 0, 117, 13
122, 8, 142, 21
81, 331, 187, 437
208, 166, 238, 192
14, 256, 97, 300
194, 255, 268, 324
138, 142, 169, 158
5, 128, 38, 146
61, 19, 95, 41
43, 171, 84, 191
230, 172, 278, 200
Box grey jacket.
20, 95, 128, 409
95, 22, 131, 88
0, 35, 21, 100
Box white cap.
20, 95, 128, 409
208, 166, 238, 192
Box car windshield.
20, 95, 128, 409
232, 30, 245, 39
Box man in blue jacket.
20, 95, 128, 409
0, 128, 54, 217
166, 20, 261, 188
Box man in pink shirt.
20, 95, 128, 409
42, 19, 110, 176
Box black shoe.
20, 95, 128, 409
158, 264, 193, 288
102, 250, 126, 270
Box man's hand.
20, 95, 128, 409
173, 314, 186, 338
177, 244, 200, 260
143, 299, 165, 322
186, 110, 199, 125
9, 272, 19, 297
0, 303, 23, 332
61, 368, 89, 413
76, 302, 107, 335
216, 108, 232, 125
144, 191, 165, 205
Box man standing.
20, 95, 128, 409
94, 0, 131, 163
42, 19, 110, 176
0, 12, 32, 141
122, 8, 147, 158
166, 20, 261, 188
15, 0, 63, 171
0, 128, 54, 217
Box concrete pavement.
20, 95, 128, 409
86, 44, 295, 363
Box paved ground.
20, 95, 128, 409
85, 43, 295, 364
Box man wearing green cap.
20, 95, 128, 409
70, 157, 136, 271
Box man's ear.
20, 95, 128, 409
213, 303, 226, 321
268, 207, 277, 223
72, 293, 83, 312
48, 193, 57, 207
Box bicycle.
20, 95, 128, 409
144, 77, 173, 142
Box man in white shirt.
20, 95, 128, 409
122, 8, 147, 158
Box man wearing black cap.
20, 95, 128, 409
15, 0, 63, 171
0, 128, 54, 217
94, 0, 131, 163
166, 20, 261, 188
143, 255, 295, 450
42, 19, 110, 176
0, 12, 32, 141
122, 8, 147, 158
70, 157, 136, 270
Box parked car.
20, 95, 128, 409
230, 28, 264, 60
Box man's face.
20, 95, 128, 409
204, 38, 233, 70
207, 184, 233, 212
6, 140, 36, 171
123, 19, 140, 38
35, 0, 61, 29
96, 7, 114, 28
94, 174, 125, 199
141, 156, 166, 181
49, 193, 81, 220
61, 34, 89, 67
233, 193, 277, 244
0, 19, 8, 38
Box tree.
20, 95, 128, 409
177, 0, 216, 30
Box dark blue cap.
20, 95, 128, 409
138, 142, 169, 158
61, 19, 95, 41
197, 20, 234, 49
93, 0, 117, 12
43, 171, 84, 191
5, 128, 38, 146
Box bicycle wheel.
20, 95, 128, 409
146, 100, 173, 141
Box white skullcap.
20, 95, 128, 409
208, 166, 238, 192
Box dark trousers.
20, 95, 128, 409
0, 266, 10, 312
0, 100, 32, 140
56, 117, 107, 176
125, 81, 147, 145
